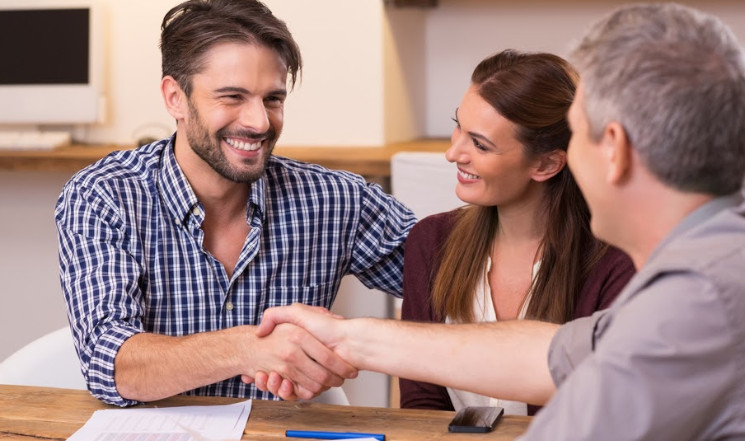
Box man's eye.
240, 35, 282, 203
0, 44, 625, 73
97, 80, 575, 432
218, 95, 242, 103
265, 96, 284, 106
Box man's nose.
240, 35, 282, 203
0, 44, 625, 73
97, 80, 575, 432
239, 99, 270, 133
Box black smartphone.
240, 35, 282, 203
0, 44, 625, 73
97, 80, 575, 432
447, 406, 504, 433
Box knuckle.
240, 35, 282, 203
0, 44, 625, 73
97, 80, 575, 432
275, 363, 292, 378
298, 388, 315, 400
278, 347, 296, 363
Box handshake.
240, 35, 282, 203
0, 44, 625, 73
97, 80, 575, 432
247, 303, 367, 401
246, 303, 556, 406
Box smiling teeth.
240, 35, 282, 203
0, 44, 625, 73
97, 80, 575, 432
225, 138, 262, 151
458, 169, 480, 180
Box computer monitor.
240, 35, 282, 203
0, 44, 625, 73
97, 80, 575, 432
0, 0, 104, 126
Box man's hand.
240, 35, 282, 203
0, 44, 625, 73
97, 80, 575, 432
252, 304, 351, 399
255, 304, 344, 345
250, 371, 298, 400
240, 321, 356, 400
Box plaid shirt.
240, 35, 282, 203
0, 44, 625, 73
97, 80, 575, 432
55, 136, 415, 406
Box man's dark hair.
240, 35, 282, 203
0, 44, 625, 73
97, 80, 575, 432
160, 0, 302, 96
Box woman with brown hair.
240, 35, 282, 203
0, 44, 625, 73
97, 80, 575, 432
399, 49, 635, 415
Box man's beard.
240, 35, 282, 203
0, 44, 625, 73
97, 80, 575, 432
185, 98, 276, 184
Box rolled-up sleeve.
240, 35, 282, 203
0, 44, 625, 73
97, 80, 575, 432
548, 311, 607, 387
55, 179, 144, 407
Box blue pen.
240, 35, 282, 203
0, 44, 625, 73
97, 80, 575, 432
285, 429, 386, 441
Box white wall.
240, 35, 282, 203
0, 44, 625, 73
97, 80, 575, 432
59, 0, 388, 146
0, 171, 73, 359
384, 7, 428, 142
423, 0, 745, 137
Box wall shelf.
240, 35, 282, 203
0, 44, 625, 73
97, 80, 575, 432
0, 139, 450, 180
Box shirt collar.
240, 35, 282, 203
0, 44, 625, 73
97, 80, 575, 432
249, 165, 267, 222
158, 134, 200, 226
648, 191, 744, 263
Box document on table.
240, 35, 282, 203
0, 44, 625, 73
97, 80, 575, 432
67, 400, 251, 441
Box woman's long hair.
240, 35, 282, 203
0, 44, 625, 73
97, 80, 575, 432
431, 50, 606, 324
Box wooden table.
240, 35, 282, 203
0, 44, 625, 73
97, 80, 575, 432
0, 385, 530, 440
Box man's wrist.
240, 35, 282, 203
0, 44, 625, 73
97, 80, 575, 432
337, 318, 376, 370
224, 325, 256, 375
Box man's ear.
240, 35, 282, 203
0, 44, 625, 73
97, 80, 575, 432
531, 150, 567, 182
161, 76, 187, 120
601, 122, 632, 185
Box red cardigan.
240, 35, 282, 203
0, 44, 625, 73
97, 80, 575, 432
399, 210, 636, 415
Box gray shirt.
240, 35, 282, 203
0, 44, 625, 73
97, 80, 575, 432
521, 194, 745, 440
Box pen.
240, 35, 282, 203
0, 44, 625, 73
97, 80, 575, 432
285, 429, 386, 441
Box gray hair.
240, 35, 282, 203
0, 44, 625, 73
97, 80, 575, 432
570, 3, 745, 195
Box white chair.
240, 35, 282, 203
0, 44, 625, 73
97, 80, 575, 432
310, 386, 350, 406
0, 326, 86, 389
390, 151, 463, 220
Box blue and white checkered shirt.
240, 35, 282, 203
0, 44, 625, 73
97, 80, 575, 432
55, 136, 415, 406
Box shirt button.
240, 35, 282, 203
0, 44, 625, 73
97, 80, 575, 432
192, 207, 202, 216
226, 302, 234, 311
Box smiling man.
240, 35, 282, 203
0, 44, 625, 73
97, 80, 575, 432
55, 0, 415, 407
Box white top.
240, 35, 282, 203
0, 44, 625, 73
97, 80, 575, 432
445, 258, 539, 416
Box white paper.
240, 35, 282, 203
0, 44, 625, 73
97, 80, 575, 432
67, 400, 251, 441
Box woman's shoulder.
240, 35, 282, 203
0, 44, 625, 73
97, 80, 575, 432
596, 245, 635, 271
405, 209, 462, 267
575, 244, 636, 317
410, 209, 461, 240
586, 244, 636, 287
